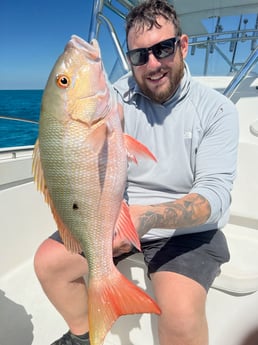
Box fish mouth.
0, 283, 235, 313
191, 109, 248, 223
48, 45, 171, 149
64, 35, 105, 101
66, 35, 100, 61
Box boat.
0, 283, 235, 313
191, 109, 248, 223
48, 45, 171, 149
1, 1, 258, 344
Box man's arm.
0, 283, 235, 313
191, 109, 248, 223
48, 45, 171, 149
112, 193, 210, 256
129, 193, 211, 238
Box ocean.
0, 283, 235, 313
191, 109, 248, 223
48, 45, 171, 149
0, 90, 43, 148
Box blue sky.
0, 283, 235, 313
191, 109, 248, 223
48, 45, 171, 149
1, 0, 128, 90
1, 0, 97, 90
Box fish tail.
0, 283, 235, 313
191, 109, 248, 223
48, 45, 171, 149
88, 267, 161, 345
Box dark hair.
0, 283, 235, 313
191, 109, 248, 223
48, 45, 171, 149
126, 0, 182, 41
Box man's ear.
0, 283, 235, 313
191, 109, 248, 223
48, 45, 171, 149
179, 34, 189, 59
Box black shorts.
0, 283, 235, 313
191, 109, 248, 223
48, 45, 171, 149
50, 229, 230, 292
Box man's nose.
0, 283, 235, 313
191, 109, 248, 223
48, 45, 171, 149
146, 51, 162, 67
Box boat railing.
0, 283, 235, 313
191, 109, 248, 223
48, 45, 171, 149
0, 145, 34, 190
223, 46, 258, 97
0, 145, 34, 191
0, 145, 34, 157
188, 28, 258, 74
97, 13, 129, 73
88, 0, 129, 81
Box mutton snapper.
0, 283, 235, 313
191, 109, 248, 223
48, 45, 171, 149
32, 35, 160, 345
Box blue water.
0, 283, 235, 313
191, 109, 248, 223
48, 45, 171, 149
0, 90, 43, 148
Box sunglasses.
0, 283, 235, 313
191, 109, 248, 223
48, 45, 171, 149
126, 37, 180, 66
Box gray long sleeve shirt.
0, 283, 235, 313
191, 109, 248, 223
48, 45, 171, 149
113, 65, 239, 240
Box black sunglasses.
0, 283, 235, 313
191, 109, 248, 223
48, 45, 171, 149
126, 37, 180, 66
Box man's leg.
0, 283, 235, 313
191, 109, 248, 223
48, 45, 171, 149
151, 271, 208, 345
141, 230, 229, 345
34, 238, 89, 336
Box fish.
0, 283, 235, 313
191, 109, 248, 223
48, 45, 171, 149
32, 35, 160, 345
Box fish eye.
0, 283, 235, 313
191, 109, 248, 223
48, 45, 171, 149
56, 74, 70, 88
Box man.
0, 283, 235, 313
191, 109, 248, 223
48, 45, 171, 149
34, 1, 239, 344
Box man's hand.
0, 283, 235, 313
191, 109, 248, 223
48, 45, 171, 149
112, 238, 133, 257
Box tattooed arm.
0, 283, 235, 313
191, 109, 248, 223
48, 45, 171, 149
112, 193, 211, 256
129, 193, 211, 238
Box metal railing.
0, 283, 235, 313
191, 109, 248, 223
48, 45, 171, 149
223, 46, 258, 97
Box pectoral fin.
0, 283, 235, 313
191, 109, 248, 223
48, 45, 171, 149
87, 122, 112, 153
124, 134, 157, 164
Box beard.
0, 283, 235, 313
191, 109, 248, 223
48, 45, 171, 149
132, 53, 185, 104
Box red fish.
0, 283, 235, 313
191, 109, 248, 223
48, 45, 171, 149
33, 35, 160, 345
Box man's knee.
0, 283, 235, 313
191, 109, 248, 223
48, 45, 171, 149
34, 237, 88, 283
152, 272, 208, 344
34, 239, 57, 281
158, 307, 208, 345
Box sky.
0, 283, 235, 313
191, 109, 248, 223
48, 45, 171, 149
1, 0, 102, 90
1, 0, 257, 90
1, 0, 128, 90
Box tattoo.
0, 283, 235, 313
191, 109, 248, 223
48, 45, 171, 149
137, 193, 211, 235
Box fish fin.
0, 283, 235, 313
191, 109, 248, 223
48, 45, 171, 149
88, 267, 161, 345
124, 134, 157, 164
113, 200, 141, 251
32, 139, 43, 192
50, 205, 82, 254
117, 102, 124, 128
88, 122, 110, 153
32, 139, 51, 204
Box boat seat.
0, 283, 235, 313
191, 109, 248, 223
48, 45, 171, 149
212, 223, 258, 294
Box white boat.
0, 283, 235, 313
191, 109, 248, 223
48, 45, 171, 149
1, 1, 258, 344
